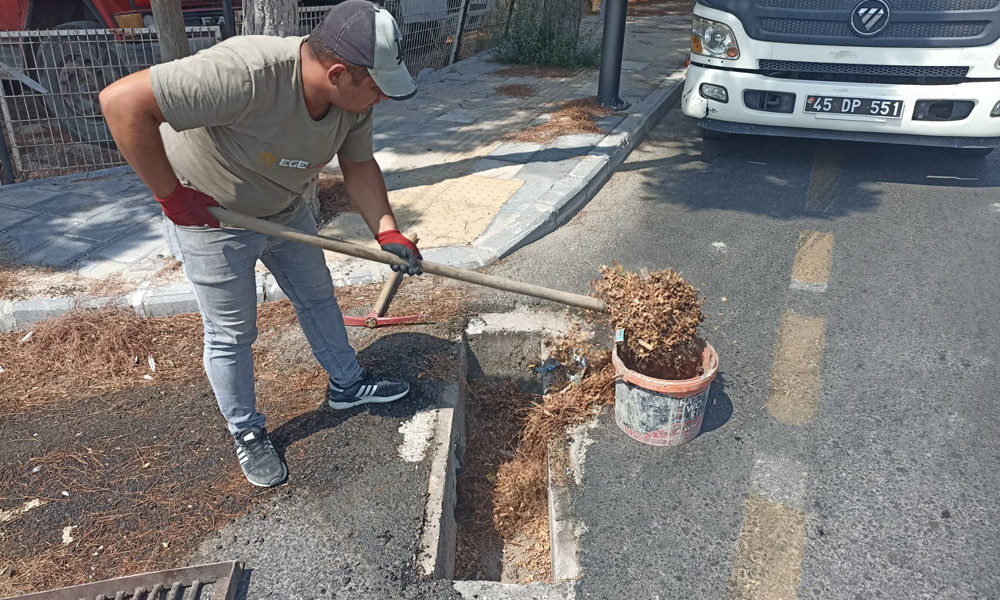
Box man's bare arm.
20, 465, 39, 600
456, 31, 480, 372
338, 156, 398, 235
99, 70, 178, 198
339, 156, 421, 275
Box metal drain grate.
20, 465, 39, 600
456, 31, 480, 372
4, 562, 242, 600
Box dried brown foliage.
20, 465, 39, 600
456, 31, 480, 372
0, 280, 411, 414
0, 308, 205, 413
510, 98, 613, 144
0, 440, 253, 596
493, 350, 615, 539
456, 380, 536, 580
317, 174, 354, 225
592, 265, 705, 379
0, 277, 471, 594
495, 84, 537, 98
0, 261, 17, 298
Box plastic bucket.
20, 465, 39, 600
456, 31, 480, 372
612, 342, 719, 447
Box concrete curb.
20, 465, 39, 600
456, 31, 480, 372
477, 68, 686, 259
0, 72, 686, 332
451, 581, 577, 599
548, 449, 585, 583
416, 339, 467, 580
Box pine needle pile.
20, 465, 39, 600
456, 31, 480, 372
592, 265, 706, 379
511, 98, 612, 144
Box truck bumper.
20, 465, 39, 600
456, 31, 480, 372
682, 64, 1000, 148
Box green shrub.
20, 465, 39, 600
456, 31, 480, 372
493, 9, 602, 68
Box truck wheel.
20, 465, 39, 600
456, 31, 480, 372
700, 126, 731, 141
34, 21, 125, 144
949, 147, 994, 158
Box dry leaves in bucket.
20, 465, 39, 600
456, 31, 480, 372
592, 264, 706, 380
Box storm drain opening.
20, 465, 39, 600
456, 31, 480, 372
455, 322, 548, 583
453, 313, 613, 584
5, 561, 242, 600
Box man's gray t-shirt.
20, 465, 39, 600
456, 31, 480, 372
150, 35, 374, 220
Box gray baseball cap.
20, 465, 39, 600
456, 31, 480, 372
311, 0, 417, 100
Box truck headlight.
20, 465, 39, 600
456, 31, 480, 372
692, 16, 740, 60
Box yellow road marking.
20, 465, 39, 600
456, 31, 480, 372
806, 145, 842, 211
730, 496, 808, 600
767, 310, 826, 426
791, 231, 834, 289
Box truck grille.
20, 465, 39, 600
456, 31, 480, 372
760, 18, 988, 39
758, 59, 971, 84
760, 60, 969, 78
757, 0, 998, 10
699, 0, 1000, 47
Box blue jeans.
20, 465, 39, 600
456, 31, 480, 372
163, 203, 364, 434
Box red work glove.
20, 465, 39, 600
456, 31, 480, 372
154, 183, 220, 228
377, 230, 422, 275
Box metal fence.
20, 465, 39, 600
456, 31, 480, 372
0, 27, 221, 182
236, 1, 506, 76
0, 2, 507, 183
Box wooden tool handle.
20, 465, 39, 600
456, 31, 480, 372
207, 207, 607, 313
373, 233, 417, 317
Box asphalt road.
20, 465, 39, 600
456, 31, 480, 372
488, 109, 1000, 599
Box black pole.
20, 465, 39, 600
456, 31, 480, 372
0, 121, 15, 185
221, 0, 237, 38
597, 0, 629, 110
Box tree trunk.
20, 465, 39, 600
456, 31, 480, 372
545, 0, 583, 42
242, 0, 299, 37
243, 0, 322, 220
150, 0, 190, 61
520, 0, 582, 42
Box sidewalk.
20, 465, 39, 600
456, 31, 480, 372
0, 14, 691, 331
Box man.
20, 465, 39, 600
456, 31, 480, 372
99, 0, 422, 488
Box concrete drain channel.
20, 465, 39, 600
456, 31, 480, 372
418, 309, 590, 598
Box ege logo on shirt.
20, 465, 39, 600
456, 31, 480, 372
259, 150, 318, 170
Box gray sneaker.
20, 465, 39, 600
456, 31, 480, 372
234, 426, 287, 488
327, 371, 410, 410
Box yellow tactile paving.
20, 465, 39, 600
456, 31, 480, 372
319, 174, 523, 248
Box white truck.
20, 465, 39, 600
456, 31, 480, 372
681, 0, 1000, 156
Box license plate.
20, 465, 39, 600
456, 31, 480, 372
805, 95, 904, 118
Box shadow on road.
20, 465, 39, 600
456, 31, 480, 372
619, 111, 1000, 221
701, 372, 733, 435
270, 331, 455, 452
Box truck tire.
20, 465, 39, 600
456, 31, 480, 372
34, 21, 125, 144
700, 126, 731, 141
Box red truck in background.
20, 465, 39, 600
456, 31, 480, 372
0, 1, 334, 142
0, 1, 251, 142
0, 0, 251, 32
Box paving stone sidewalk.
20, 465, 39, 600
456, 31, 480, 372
0, 14, 690, 331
